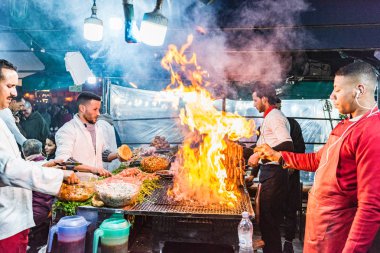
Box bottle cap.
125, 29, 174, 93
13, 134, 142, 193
242, 211, 249, 218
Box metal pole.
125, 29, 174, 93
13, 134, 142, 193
101, 77, 106, 113
323, 99, 334, 130
106, 79, 111, 114
377, 77, 380, 108
101, 77, 111, 114
222, 97, 226, 112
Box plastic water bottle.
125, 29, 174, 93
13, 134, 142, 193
238, 212, 254, 253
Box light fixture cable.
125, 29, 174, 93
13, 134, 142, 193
154, 0, 164, 12
91, 0, 97, 18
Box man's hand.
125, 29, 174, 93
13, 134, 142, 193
42, 159, 64, 168
62, 171, 79, 184
248, 153, 260, 168
245, 175, 255, 184
116, 152, 129, 162
92, 167, 112, 177
105, 151, 131, 162
74, 164, 112, 177
254, 144, 282, 162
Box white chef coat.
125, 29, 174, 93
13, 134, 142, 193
55, 114, 107, 169
0, 117, 63, 240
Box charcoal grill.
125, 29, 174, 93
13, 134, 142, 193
130, 179, 254, 253
78, 179, 254, 253
129, 179, 254, 218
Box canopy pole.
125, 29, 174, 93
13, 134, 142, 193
222, 97, 226, 112
323, 99, 334, 130
377, 77, 379, 108
101, 77, 111, 114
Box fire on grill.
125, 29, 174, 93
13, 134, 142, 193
160, 35, 255, 208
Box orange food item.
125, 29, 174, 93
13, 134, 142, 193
58, 182, 95, 202
141, 156, 170, 172
118, 144, 133, 160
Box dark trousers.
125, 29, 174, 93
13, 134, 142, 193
28, 220, 50, 252
259, 165, 288, 253
284, 170, 300, 241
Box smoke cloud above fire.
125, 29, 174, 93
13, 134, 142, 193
24, 0, 311, 97
186, 0, 311, 97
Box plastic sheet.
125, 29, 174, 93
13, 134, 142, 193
110, 85, 339, 146
109, 85, 340, 183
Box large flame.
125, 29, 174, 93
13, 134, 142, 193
162, 35, 255, 206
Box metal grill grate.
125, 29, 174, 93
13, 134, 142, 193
130, 179, 254, 219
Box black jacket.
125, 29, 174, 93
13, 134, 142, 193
287, 117, 306, 153
20, 111, 50, 144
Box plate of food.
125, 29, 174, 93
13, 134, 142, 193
141, 155, 170, 172
95, 180, 140, 207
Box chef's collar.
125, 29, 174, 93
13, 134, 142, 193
264, 105, 276, 118
83, 122, 95, 128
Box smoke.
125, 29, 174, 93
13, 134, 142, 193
185, 0, 312, 98
23, 0, 311, 94
225, 0, 310, 83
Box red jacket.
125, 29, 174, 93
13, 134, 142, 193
282, 112, 380, 252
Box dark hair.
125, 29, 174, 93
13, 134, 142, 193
336, 61, 377, 85
76, 91, 101, 108
22, 139, 42, 157
0, 59, 17, 81
275, 97, 281, 104
253, 85, 277, 105
47, 132, 56, 145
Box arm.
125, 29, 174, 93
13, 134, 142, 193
72, 164, 111, 177
102, 149, 119, 162
253, 143, 325, 172
0, 109, 26, 145
281, 147, 324, 172
0, 152, 76, 195
342, 129, 380, 252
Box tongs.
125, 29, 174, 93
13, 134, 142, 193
56, 161, 82, 171
56, 158, 104, 176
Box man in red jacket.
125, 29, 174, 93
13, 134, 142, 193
250, 61, 380, 253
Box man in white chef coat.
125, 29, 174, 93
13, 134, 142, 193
55, 92, 125, 177
0, 59, 78, 252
